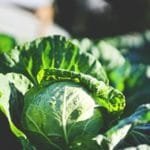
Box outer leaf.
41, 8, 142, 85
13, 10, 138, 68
0, 73, 35, 149
0, 33, 16, 53
0, 74, 26, 140
8, 36, 108, 85
6, 73, 33, 127
6, 72, 33, 95
38, 68, 125, 113
115, 124, 150, 149
103, 104, 150, 150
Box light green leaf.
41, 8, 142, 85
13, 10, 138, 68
0, 74, 26, 139
6, 72, 33, 95
0, 34, 16, 53
0, 73, 34, 149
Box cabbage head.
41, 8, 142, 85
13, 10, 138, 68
21, 69, 125, 150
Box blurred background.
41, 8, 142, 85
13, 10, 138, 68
0, 0, 70, 42
0, 0, 150, 40
55, 0, 150, 38
0, 0, 150, 149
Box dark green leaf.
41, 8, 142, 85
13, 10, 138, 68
11, 36, 108, 85
103, 104, 150, 150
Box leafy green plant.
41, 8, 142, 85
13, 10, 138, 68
0, 33, 16, 53
0, 35, 149, 149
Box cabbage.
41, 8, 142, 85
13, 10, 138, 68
1, 36, 149, 150
20, 68, 125, 149
22, 81, 103, 149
